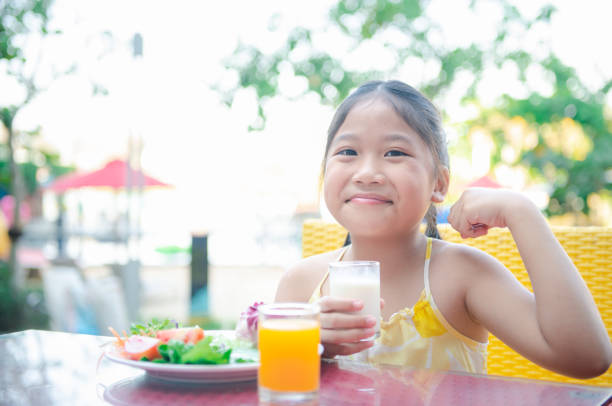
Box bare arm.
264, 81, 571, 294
449, 188, 612, 378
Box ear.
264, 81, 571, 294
431, 167, 449, 203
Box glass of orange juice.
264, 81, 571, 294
258, 303, 320, 403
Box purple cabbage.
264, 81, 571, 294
235, 301, 264, 343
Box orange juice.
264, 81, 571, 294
258, 318, 320, 392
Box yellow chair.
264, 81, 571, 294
302, 218, 612, 386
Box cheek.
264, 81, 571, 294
322, 173, 338, 208
323, 166, 346, 208
392, 169, 435, 208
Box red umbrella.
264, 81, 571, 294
49, 159, 170, 192
46, 158, 171, 259
466, 175, 502, 189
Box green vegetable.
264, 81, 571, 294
155, 336, 233, 365
214, 335, 259, 363
233, 357, 254, 363
181, 336, 231, 364
158, 340, 193, 363
130, 318, 179, 337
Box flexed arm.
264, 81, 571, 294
448, 188, 612, 378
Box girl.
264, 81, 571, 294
275, 80, 612, 378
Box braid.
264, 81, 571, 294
343, 233, 351, 246
425, 204, 441, 240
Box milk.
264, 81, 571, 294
328, 261, 380, 340
330, 277, 380, 333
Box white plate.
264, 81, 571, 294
104, 330, 259, 383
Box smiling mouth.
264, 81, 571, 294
346, 196, 392, 205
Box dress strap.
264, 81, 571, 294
308, 245, 350, 304
337, 245, 350, 261
420, 237, 489, 348
423, 237, 433, 296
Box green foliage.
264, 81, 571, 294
0, 0, 69, 331
218, 0, 555, 113
0, 0, 55, 62
0, 261, 49, 333
330, 0, 423, 39
0, 133, 74, 195
468, 55, 612, 218
0, 0, 75, 196
217, 0, 611, 219
0, 106, 18, 129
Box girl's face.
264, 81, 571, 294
323, 97, 447, 239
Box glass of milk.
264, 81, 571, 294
328, 261, 380, 341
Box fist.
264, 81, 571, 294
448, 187, 526, 238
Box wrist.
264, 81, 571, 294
503, 192, 540, 230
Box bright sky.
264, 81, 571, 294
2, 0, 612, 265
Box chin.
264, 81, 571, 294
339, 218, 392, 239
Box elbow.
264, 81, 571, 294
596, 341, 612, 377
572, 347, 612, 379
597, 346, 612, 377
579, 359, 611, 380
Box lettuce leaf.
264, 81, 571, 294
181, 336, 231, 364
156, 337, 232, 365
158, 340, 194, 363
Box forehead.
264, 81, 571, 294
333, 97, 422, 144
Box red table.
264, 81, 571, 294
1, 330, 611, 405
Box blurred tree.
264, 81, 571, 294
465, 54, 612, 221
216, 0, 611, 222
0, 0, 73, 314
502, 57, 611, 220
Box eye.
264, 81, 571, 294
337, 148, 357, 156
384, 149, 409, 157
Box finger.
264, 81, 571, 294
454, 208, 478, 238
322, 341, 374, 358
448, 211, 466, 235
448, 202, 463, 232
467, 226, 488, 239
318, 296, 363, 313
470, 222, 487, 230
447, 202, 457, 225
321, 326, 378, 344
448, 193, 464, 221
380, 298, 385, 310
320, 313, 377, 330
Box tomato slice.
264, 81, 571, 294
156, 327, 204, 344
124, 335, 161, 360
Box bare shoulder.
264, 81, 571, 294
432, 238, 509, 279
431, 238, 527, 307
429, 238, 522, 341
275, 249, 343, 302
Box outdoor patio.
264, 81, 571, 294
39, 261, 286, 335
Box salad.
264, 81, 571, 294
108, 318, 258, 365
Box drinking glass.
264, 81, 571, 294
258, 303, 320, 403
328, 261, 380, 340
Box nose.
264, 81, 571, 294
352, 156, 385, 185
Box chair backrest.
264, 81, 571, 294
302, 218, 612, 386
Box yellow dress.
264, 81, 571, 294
309, 238, 488, 374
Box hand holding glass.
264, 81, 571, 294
328, 261, 381, 340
